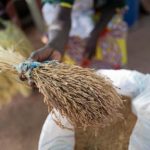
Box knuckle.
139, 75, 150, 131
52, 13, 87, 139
30, 51, 37, 58
30, 51, 39, 61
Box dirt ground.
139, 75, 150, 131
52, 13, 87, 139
0, 15, 150, 150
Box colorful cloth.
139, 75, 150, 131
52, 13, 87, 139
63, 13, 128, 69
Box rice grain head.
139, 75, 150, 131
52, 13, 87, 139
31, 62, 123, 129
0, 47, 123, 129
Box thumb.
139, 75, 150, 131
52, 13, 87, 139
29, 51, 39, 61
51, 50, 62, 61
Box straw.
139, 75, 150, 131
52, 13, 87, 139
0, 47, 123, 129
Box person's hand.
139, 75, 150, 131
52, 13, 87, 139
83, 36, 98, 60
19, 46, 62, 86
29, 45, 62, 62
83, 4, 117, 60
81, 36, 97, 67
19, 5, 72, 85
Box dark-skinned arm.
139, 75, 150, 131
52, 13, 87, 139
30, 6, 72, 62
84, 5, 116, 59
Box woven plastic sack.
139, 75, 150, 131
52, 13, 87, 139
100, 70, 150, 150
38, 69, 150, 149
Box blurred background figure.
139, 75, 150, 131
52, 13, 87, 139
30, 0, 128, 69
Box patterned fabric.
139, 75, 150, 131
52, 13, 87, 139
63, 14, 128, 69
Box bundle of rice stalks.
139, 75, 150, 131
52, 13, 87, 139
0, 21, 33, 56
0, 47, 123, 129
0, 20, 33, 105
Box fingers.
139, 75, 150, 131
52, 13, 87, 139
19, 73, 27, 81
84, 41, 97, 60
19, 73, 37, 88
28, 79, 37, 88
19, 47, 61, 88
29, 51, 39, 62
51, 50, 62, 61
29, 46, 49, 62
29, 48, 53, 62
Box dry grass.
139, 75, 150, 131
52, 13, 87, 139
0, 47, 25, 73
0, 47, 29, 106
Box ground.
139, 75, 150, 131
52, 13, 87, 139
128, 16, 150, 73
0, 15, 150, 150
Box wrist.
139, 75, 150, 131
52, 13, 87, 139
47, 28, 69, 54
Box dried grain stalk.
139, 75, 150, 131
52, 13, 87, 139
0, 47, 123, 129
